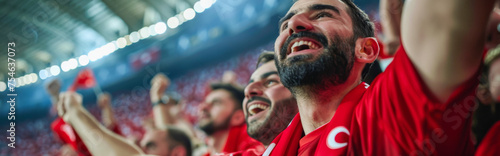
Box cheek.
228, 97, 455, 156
275, 34, 287, 53
267, 87, 292, 101
242, 100, 249, 116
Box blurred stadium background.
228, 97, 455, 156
0, 0, 378, 155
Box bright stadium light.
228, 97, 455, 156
79, 55, 90, 66
184, 8, 196, 20
61, 61, 70, 72
30, 73, 38, 83
130, 31, 140, 43
194, 1, 205, 13
39, 69, 48, 80
0, 81, 6, 92
50, 65, 61, 76
68, 58, 78, 69
167, 17, 180, 29
201, 0, 214, 9
155, 22, 167, 34
149, 25, 158, 36
139, 27, 150, 39
116, 37, 127, 48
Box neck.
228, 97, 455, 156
208, 129, 230, 153
292, 77, 361, 135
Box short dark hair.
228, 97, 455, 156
290, 0, 375, 38
210, 83, 244, 110
256, 51, 275, 68
166, 127, 192, 156
341, 0, 376, 80
341, 0, 375, 39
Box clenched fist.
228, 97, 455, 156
98, 92, 112, 109
46, 79, 61, 97
57, 92, 83, 122
150, 73, 170, 103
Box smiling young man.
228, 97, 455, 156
243, 51, 299, 147
198, 83, 264, 155
265, 0, 496, 155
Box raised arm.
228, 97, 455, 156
379, 0, 403, 56
402, 0, 496, 102
58, 92, 145, 156
150, 73, 176, 128
97, 93, 118, 129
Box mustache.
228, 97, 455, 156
280, 31, 328, 59
246, 96, 272, 107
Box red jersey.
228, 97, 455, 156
206, 124, 265, 156
475, 121, 500, 156
265, 46, 479, 155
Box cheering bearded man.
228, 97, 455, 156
244, 51, 298, 146
264, 0, 496, 155
197, 83, 264, 155
224, 51, 299, 156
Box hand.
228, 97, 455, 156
150, 73, 170, 103
45, 79, 61, 97
98, 92, 112, 109
57, 92, 83, 122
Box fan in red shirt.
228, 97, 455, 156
198, 83, 264, 155
222, 51, 299, 156
264, 0, 495, 155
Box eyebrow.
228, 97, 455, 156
278, 4, 341, 27
248, 71, 279, 84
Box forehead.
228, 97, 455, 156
206, 89, 232, 101
289, 0, 348, 14
251, 62, 277, 80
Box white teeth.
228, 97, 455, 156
290, 40, 319, 53
248, 104, 269, 116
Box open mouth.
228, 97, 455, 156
248, 103, 270, 116
287, 39, 322, 55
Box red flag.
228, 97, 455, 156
69, 68, 96, 92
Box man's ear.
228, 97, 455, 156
171, 145, 187, 156
355, 37, 379, 63
230, 110, 245, 126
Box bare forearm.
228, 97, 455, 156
67, 107, 144, 156
402, 0, 496, 102
380, 0, 402, 41
153, 104, 176, 129
101, 106, 117, 128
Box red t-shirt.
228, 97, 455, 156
475, 121, 500, 156
265, 46, 479, 155
207, 124, 265, 156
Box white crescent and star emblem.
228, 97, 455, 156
326, 126, 350, 149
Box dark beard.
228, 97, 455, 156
199, 114, 232, 135
276, 31, 355, 91
246, 98, 298, 145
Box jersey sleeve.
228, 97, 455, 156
351, 45, 480, 155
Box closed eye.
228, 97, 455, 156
315, 11, 333, 19
281, 23, 288, 32
264, 79, 280, 87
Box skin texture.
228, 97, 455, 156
198, 89, 238, 135
243, 61, 298, 145
274, 0, 379, 134
402, 0, 495, 102
198, 89, 245, 153
379, 0, 403, 56
140, 129, 171, 156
